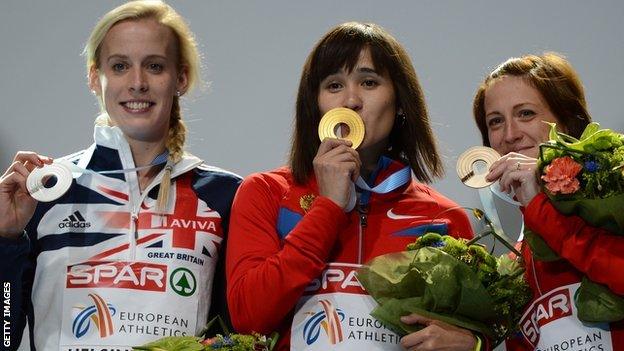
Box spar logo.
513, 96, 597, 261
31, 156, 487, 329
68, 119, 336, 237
302, 300, 346, 345
72, 293, 116, 339
170, 267, 196, 297
66, 261, 167, 292
519, 286, 573, 346
305, 265, 365, 295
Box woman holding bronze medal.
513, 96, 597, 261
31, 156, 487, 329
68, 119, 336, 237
0, 1, 240, 350
472, 53, 624, 350
226, 22, 480, 351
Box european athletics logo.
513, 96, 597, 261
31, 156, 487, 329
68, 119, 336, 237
302, 300, 345, 345
72, 293, 116, 338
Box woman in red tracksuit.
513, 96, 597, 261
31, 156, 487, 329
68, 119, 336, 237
473, 52, 624, 350
227, 22, 480, 351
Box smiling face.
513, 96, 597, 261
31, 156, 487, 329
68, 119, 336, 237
484, 75, 563, 158
317, 48, 396, 155
89, 18, 188, 144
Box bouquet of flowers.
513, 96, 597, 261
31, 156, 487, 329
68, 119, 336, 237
357, 211, 531, 346
539, 122, 624, 233
133, 316, 278, 351
525, 122, 624, 323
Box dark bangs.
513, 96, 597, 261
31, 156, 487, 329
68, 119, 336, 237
309, 23, 393, 92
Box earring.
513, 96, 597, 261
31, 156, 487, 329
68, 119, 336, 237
176, 91, 182, 97
396, 112, 406, 126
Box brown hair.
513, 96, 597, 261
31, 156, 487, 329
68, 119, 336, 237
289, 22, 442, 184
473, 52, 591, 146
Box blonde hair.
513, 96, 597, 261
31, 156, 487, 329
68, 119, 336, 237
85, 0, 201, 213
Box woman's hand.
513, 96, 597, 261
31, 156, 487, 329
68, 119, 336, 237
313, 138, 361, 210
0, 151, 52, 238
400, 313, 477, 351
486, 152, 541, 206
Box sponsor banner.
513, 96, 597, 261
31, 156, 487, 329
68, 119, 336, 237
291, 263, 402, 350
60, 261, 200, 349
519, 283, 613, 351
66, 261, 167, 291
303, 262, 366, 296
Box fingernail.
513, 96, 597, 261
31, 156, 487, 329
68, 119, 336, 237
400, 316, 409, 322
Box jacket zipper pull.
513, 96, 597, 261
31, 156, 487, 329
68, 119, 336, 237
357, 202, 369, 264
358, 204, 368, 227
131, 213, 139, 240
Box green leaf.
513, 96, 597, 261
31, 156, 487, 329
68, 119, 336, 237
496, 255, 523, 276
357, 251, 427, 300
579, 122, 601, 140
370, 297, 496, 339
358, 248, 503, 342
523, 229, 561, 262
133, 336, 205, 351
575, 277, 624, 323
545, 121, 620, 153
549, 193, 624, 235
548, 122, 559, 142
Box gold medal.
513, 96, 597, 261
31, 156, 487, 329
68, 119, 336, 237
318, 108, 365, 149
456, 146, 501, 188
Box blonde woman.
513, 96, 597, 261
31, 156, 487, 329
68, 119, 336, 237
0, 1, 240, 349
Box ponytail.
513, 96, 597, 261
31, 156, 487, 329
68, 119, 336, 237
156, 96, 187, 213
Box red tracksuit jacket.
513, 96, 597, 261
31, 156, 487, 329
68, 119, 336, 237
504, 193, 624, 350
226, 158, 474, 350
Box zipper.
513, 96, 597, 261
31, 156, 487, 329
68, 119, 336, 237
129, 211, 139, 258
128, 178, 164, 259
357, 202, 368, 264
131, 212, 139, 240
128, 195, 148, 259
126, 159, 202, 259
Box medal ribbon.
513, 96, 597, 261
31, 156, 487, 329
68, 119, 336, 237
345, 166, 411, 211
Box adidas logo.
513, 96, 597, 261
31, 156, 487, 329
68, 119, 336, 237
59, 210, 91, 229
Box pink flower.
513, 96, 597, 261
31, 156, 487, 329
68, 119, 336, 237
202, 337, 218, 345
541, 156, 583, 195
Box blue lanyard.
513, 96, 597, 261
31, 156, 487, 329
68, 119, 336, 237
355, 166, 411, 194
345, 165, 411, 211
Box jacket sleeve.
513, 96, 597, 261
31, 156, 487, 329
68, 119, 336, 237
0, 233, 32, 350
522, 192, 624, 294
192, 168, 243, 334
226, 174, 349, 334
